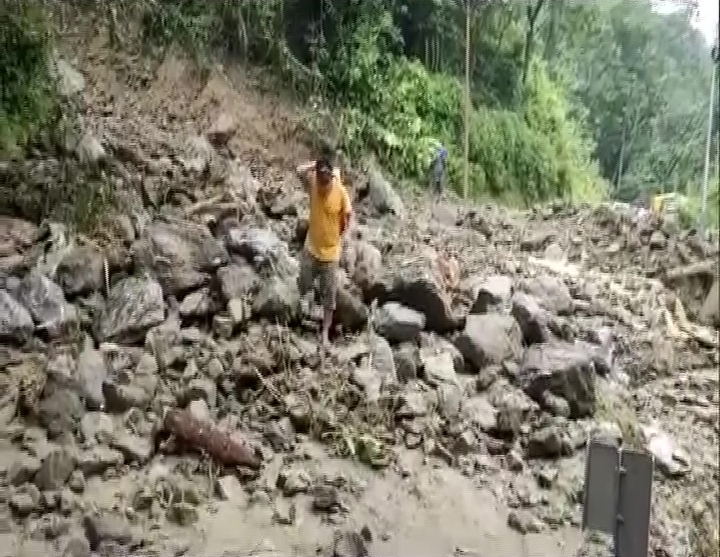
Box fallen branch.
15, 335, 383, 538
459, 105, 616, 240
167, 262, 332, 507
163, 408, 261, 469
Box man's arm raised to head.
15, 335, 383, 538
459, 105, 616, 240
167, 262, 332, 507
295, 161, 316, 192
339, 183, 352, 236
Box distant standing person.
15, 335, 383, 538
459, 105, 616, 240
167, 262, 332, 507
295, 154, 352, 350
429, 144, 448, 195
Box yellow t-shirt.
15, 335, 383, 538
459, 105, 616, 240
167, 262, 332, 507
306, 170, 352, 262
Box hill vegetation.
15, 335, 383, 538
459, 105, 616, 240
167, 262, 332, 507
1, 0, 718, 221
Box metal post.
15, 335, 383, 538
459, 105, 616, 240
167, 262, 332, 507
700, 61, 717, 228
700, 27, 719, 229
463, 0, 471, 199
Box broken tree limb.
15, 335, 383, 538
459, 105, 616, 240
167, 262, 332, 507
163, 408, 261, 469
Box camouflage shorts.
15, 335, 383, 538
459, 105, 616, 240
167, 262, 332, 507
297, 249, 338, 311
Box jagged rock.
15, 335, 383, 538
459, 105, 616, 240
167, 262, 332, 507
76, 132, 106, 165
52, 59, 85, 97
375, 302, 425, 342
178, 287, 216, 318
179, 135, 214, 173
349, 240, 383, 295
55, 245, 106, 296
217, 261, 260, 301
526, 426, 564, 458
17, 271, 78, 337
35, 446, 76, 490
519, 275, 573, 315
519, 342, 597, 418
39, 385, 85, 439
336, 283, 369, 331
374, 258, 458, 333
419, 348, 457, 386
76, 334, 107, 410
207, 112, 236, 147
0, 216, 38, 255
95, 275, 165, 343
365, 167, 404, 217
252, 276, 301, 323
470, 275, 513, 314
83, 512, 132, 550
222, 224, 297, 278
511, 292, 551, 345
454, 314, 523, 371
132, 219, 227, 295
393, 342, 420, 382
0, 289, 34, 343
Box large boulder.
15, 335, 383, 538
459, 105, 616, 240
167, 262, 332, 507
132, 218, 228, 295
252, 276, 301, 323
372, 255, 459, 333
519, 342, 597, 418
0, 290, 34, 343
95, 276, 165, 343
470, 275, 513, 314
55, 245, 106, 296
365, 167, 404, 217
454, 314, 523, 371
17, 271, 78, 337
375, 302, 425, 343
222, 224, 297, 279
518, 275, 573, 315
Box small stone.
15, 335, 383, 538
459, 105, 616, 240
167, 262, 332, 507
508, 509, 544, 534
216, 475, 245, 504
7, 454, 41, 485
10, 491, 37, 516
68, 470, 86, 493
83, 511, 132, 550
35, 447, 76, 490
166, 502, 199, 526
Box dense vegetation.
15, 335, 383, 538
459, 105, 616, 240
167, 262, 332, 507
1, 0, 718, 221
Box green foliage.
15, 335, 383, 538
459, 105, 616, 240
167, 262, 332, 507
0, 2, 57, 156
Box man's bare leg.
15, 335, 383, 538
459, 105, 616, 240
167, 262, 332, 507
321, 308, 333, 351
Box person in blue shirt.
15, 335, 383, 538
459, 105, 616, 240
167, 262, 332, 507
430, 144, 448, 195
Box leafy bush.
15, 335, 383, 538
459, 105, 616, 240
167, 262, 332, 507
0, 3, 57, 156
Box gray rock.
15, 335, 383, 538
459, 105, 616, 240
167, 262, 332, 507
217, 261, 260, 301
393, 342, 420, 382
335, 283, 369, 331
462, 396, 498, 432
103, 354, 158, 412
53, 59, 85, 97
17, 272, 78, 336
511, 292, 551, 345
527, 426, 564, 458
520, 275, 572, 315
178, 287, 216, 318
470, 275, 513, 314
419, 348, 457, 386
76, 335, 107, 410
55, 245, 105, 296
35, 447, 76, 490
207, 112, 236, 147
0, 289, 34, 342
366, 167, 404, 217
519, 342, 597, 418
39, 386, 85, 439
76, 132, 106, 165
353, 336, 396, 402
224, 225, 289, 273
375, 260, 458, 333
454, 314, 523, 371
508, 509, 544, 534
95, 275, 165, 343
375, 302, 425, 342
110, 430, 153, 464
83, 512, 132, 550
6, 454, 42, 485
179, 135, 214, 174
132, 219, 228, 295
77, 446, 124, 476
252, 276, 300, 323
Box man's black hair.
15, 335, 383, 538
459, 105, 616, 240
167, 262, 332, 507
316, 157, 333, 175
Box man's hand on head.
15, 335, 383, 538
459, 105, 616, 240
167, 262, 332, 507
295, 160, 316, 191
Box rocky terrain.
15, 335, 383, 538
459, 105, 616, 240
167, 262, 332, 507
0, 34, 719, 557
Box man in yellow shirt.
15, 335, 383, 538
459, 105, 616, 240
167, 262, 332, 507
295, 155, 352, 349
